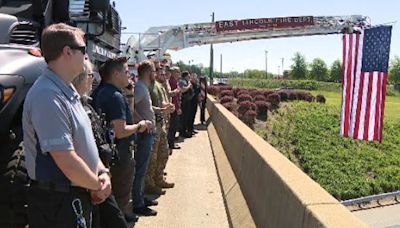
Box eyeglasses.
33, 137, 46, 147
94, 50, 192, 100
69, 45, 86, 55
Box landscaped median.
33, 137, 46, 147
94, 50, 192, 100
206, 96, 367, 228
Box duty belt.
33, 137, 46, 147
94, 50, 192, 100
30, 180, 89, 193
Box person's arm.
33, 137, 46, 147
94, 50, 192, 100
111, 119, 147, 138
180, 84, 191, 93
50, 150, 101, 190
134, 84, 145, 106
91, 160, 111, 204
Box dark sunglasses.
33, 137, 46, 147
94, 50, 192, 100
69, 45, 86, 55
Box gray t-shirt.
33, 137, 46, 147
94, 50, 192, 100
134, 80, 155, 126
23, 67, 99, 185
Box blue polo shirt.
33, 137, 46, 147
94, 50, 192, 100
91, 83, 133, 140
22, 68, 99, 185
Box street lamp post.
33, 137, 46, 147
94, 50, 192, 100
265, 50, 268, 78
278, 66, 281, 78
209, 12, 215, 85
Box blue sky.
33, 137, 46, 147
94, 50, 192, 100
115, 0, 400, 74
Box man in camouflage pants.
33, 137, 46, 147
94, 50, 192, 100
145, 62, 175, 195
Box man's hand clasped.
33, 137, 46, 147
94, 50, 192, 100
91, 172, 112, 205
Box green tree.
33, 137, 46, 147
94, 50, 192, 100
309, 58, 328, 81
389, 56, 400, 85
283, 70, 290, 79
290, 52, 308, 80
244, 69, 264, 79
329, 59, 342, 82
176, 61, 202, 75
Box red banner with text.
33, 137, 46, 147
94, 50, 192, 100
215, 16, 314, 32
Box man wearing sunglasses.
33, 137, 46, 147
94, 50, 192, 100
23, 23, 111, 227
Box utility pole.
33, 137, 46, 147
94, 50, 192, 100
278, 66, 281, 78
265, 50, 268, 78
281, 57, 284, 77
220, 54, 223, 78
209, 12, 215, 85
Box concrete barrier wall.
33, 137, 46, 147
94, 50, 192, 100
206, 96, 367, 228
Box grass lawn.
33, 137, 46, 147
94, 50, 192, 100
309, 90, 400, 122
257, 101, 400, 200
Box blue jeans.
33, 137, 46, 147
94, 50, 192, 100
132, 132, 154, 209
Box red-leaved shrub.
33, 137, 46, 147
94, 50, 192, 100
233, 88, 241, 97
254, 95, 266, 102
316, 95, 326, 103
237, 89, 250, 97
263, 90, 274, 98
219, 90, 234, 98
207, 86, 220, 96
222, 102, 237, 112
255, 100, 270, 116
297, 92, 307, 100
267, 93, 281, 108
250, 90, 263, 97
219, 96, 234, 104
220, 85, 233, 91
237, 94, 253, 103
288, 92, 298, 100
304, 94, 315, 102
277, 91, 289, 101
237, 100, 252, 115
240, 110, 256, 129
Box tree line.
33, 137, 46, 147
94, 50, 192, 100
174, 53, 400, 85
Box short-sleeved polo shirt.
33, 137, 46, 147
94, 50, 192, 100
91, 83, 133, 140
22, 68, 99, 185
91, 83, 136, 155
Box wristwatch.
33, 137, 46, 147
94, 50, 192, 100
98, 168, 111, 177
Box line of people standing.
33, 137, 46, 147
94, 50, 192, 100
22, 23, 207, 228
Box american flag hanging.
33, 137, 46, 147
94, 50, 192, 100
340, 26, 392, 142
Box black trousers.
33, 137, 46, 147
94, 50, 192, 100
28, 185, 92, 228
188, 98, 199, 132
200, 100, 206, 123
180, 100, 191, 135
92, 195, 129, 228
111, 141, 135, 213
167, 111, 179, 148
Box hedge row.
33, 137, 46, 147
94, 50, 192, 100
228, 78, 399, 96
213, 86, 326, 129
229, 78, 342, 91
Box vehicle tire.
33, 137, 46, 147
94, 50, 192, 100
0, 141, 29, 228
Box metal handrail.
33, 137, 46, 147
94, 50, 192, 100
341, 190, 400, 206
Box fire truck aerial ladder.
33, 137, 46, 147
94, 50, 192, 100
123, 15, 370, 63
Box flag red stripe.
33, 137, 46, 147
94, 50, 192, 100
363, 73, 374, 140
343, 34, 354, 136
353, 72, 365, 139
350, 33, 360, 137
373, 72, 383, 140
379, 73, 388, 142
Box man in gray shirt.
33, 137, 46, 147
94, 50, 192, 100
132, 60, 157, 216
22, 23, 111, 227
